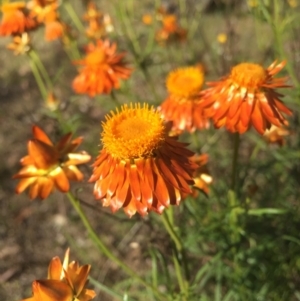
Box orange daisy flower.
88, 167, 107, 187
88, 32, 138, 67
72, 39, 132, 97
7, 32, 31, 55
200, 61, 292, 134
159, 66, 209, 133
263, 124, 291, 146
156, 14, 187, 44
0, 2, 36, 36
27, 0, 65, 40
191, 154, 213, 196
83, 2, 113, 39
22, 248, 96, 301
13, 125, 91, 200
89, 103, 197, 217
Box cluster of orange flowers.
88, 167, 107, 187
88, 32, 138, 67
10, 3, 292, 216
22, 249, 96, 301
142, 6, 187, 44
160, 61, 292, 137
83, 1, 113, 40
0, 0, 64, 41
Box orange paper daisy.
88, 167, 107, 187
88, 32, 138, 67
89, 103, 197, 217
159, 66, 209, 133
13, 125, 91, 200
22, 248, 96, 301
72, 39, 132, 97
263, 124, 291, 146
0, 2, 36, 36
200, 61, 292, 134
83, 2, 113, 39
7, 32, 31, 55
156, 14, 187, 44
27, 0, 65, 40
191, 154, 213, 196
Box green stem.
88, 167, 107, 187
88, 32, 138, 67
271, 0, 299, 87
161, 210, 189, 298
231, 133, 240, 191
64, 1, 85, 32
117, 1, 141, 57
110, 90, 121, 106
66, 192, 168, 301
28, 49, 53, 91
178, 0, 188, 29
140, 64, 160, 104
29, 59, 47, 101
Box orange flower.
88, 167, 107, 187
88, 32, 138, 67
27, 0, 58, 23
27, 0, 65, 40
200, 61, 292, 134
89, 103, 197, 217
22, 248, 96, 301
142, 14, 153, 25
191, 154, 213, 196
83, 2, 113, 39
13, 125, 91, 200
159, 66, 209, 133
0, 2, 36, 36
156, 14, 187, 44
7, 32, 31, 55
263, 124, 291, 146
72, 39, 132, 97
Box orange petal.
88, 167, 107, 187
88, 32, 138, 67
29, 180, 40, 199
107, 160, 125, 196
65, 152, 91, 166
32, 125, 53, 146
39, 177, 54, 199
154, 172, 170, 208
67, 264, 90, 296
48, 256, 63, 280
251, 100, 266, 134
129, 165, 141, 201
15, 177, 36, 194
28, 140, 58, 168
50, 168, 70, 192
32, 279, 73, 301
63, 166, 84, 181
55, 133, 72, 153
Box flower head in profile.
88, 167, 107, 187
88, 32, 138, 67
89, 103, 197, 217
7, 32, 31, 55
200, 61, 292, 134
263, 124, 291, 146
159, 66, 209, 133
22, 248, 96, 301
13, 125, 91, 200
72, 39, 132, 97
0, 2, 36, 36
191, 154, 213, 196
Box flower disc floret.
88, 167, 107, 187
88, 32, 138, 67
102, 103, 165, 160
166, 67, 204, 98
230, 63, 267, 89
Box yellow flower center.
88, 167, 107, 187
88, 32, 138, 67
166, 67, 204, 98
86, 49, 106, 66
102, 103, 166, 160
230, 63, 267, 89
